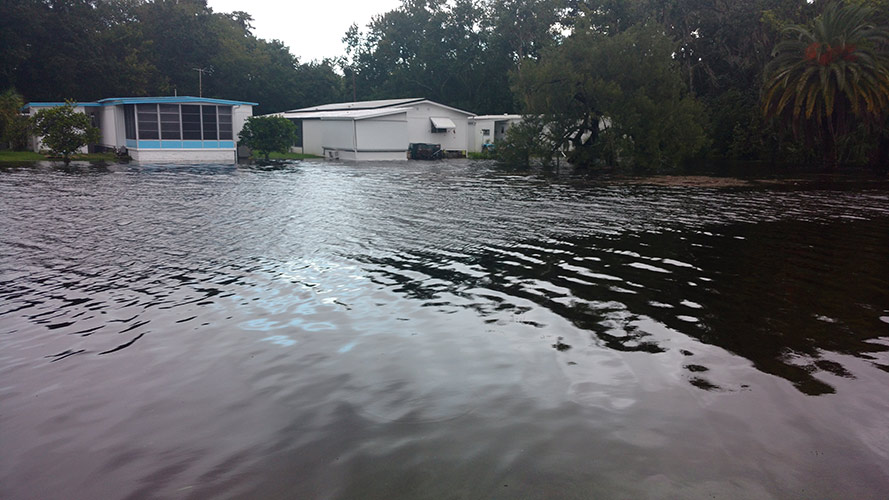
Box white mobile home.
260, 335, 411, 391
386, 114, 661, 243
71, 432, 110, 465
273, 98, 475, 161
24, 96, 255, 162
467, 114, 523, 153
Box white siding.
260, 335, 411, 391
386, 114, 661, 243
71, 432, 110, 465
404, 103, 471, 152
99, 106, 123, 148
320, 120, 356, 152
355, 117, 407, 152
232, 104, 252, 143
468, 118, 495, 152
302, 120, 324, 156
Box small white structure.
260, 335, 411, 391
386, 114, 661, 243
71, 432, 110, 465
273, 98, 474, 161
24, 97, 255, 162
467, 114, 523, 153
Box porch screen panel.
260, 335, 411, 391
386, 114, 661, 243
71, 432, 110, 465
181, 105, 201, 140
124, 105, 136, 140
136, 104, 159, 140
217, 106, 232, 140
202, 105, 218, 140
159, 104, 181, 140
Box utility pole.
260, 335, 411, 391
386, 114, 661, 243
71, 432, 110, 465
193, 67, 210, 97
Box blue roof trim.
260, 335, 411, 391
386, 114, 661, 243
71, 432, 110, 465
96, 96, 258, 106
25, 96, 257, 110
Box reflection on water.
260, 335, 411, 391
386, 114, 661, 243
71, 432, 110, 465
1, 161, 888, 499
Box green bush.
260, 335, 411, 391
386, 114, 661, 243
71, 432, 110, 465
238, 116, 298, 160
0, 89, 30, 151
30, 101, 100, 162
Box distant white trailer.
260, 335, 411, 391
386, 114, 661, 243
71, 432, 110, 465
272, 98, 475, 161
24, 96, 256, 163
467, 114, 523, 153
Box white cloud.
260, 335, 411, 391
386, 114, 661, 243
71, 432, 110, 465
207, 0, 402, 62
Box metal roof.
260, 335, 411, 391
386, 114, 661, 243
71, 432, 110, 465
25, 102, 102, 108
470, 114, 523, 120
277, 108, 410, 121
97, 96, 257, 106
25, 96, 257, 109
285, 98, 425, 113
284, 98, 474, 116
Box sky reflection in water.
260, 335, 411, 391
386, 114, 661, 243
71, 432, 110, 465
1, 161, 888, 499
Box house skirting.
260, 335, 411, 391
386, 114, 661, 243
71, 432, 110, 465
129, 148, 236, 163
324, 148, 408, 161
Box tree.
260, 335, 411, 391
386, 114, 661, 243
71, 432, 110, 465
497, 115, 555, 166
514, 22, 709, 170
30, 101, 99, 162
0, 88, 29, 150
238, 115, 297, 160
763, 2, 889, 168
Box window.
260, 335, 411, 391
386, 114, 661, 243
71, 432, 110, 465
136, 104, 158, 139
217, 106, 232, 140
129, 102, 236, 144
124, 105, 136, 140
182, 105, 201, 140
202, 105, 217, 140
159, 104, 181, 140
481, 128, 490, 136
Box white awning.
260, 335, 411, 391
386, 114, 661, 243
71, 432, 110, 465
430, 117, 456, 129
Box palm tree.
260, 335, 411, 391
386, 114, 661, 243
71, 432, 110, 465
763, 2, 889, 167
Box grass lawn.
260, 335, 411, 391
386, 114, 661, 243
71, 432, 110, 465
0, 151, 122, 162
266, 151, 322, 160
0, 151, 44, 162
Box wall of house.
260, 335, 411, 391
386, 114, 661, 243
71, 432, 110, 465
302, 120, 324, 156
468, 118, 495, 152
319, 120, 356, 153
355, 117, 407, 153
468, 118, 522, 152
98, 106, 123, 149
404, 103, 471, 153
232, 105, 252, 144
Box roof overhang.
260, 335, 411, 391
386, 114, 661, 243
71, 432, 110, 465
24, 96, 258, 110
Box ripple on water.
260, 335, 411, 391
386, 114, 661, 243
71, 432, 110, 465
1, 162, 889, 499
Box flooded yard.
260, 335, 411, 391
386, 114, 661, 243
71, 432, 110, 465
1, 160, 888, 499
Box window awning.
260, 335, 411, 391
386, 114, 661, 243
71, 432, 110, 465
430, 117, 456, 129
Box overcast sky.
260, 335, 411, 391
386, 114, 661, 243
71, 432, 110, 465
206, 0, 402, 63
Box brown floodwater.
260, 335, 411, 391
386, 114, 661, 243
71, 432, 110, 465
1, 160, 888, 499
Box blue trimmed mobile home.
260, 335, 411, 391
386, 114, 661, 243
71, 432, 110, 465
24, 96, 256, 162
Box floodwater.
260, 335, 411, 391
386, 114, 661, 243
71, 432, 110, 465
1, 160, 888, 499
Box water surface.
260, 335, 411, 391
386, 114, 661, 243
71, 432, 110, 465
1, 160, 888, 499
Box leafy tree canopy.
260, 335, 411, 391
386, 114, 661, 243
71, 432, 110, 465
763, 1, 889, 167
238, 116, 298, 160
0, 88, 30, 150
30, 101, 100, 162
513, 22, 709, 169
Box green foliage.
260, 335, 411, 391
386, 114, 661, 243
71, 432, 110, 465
3, 0, 887, 168
0, 88, 29, 150
497, 116, 555, 167
238, 116, 298, 160
514, 23, 709, 170
30, 101, 100, 162
0, 0, 344, 114
763, 1, 889, 167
